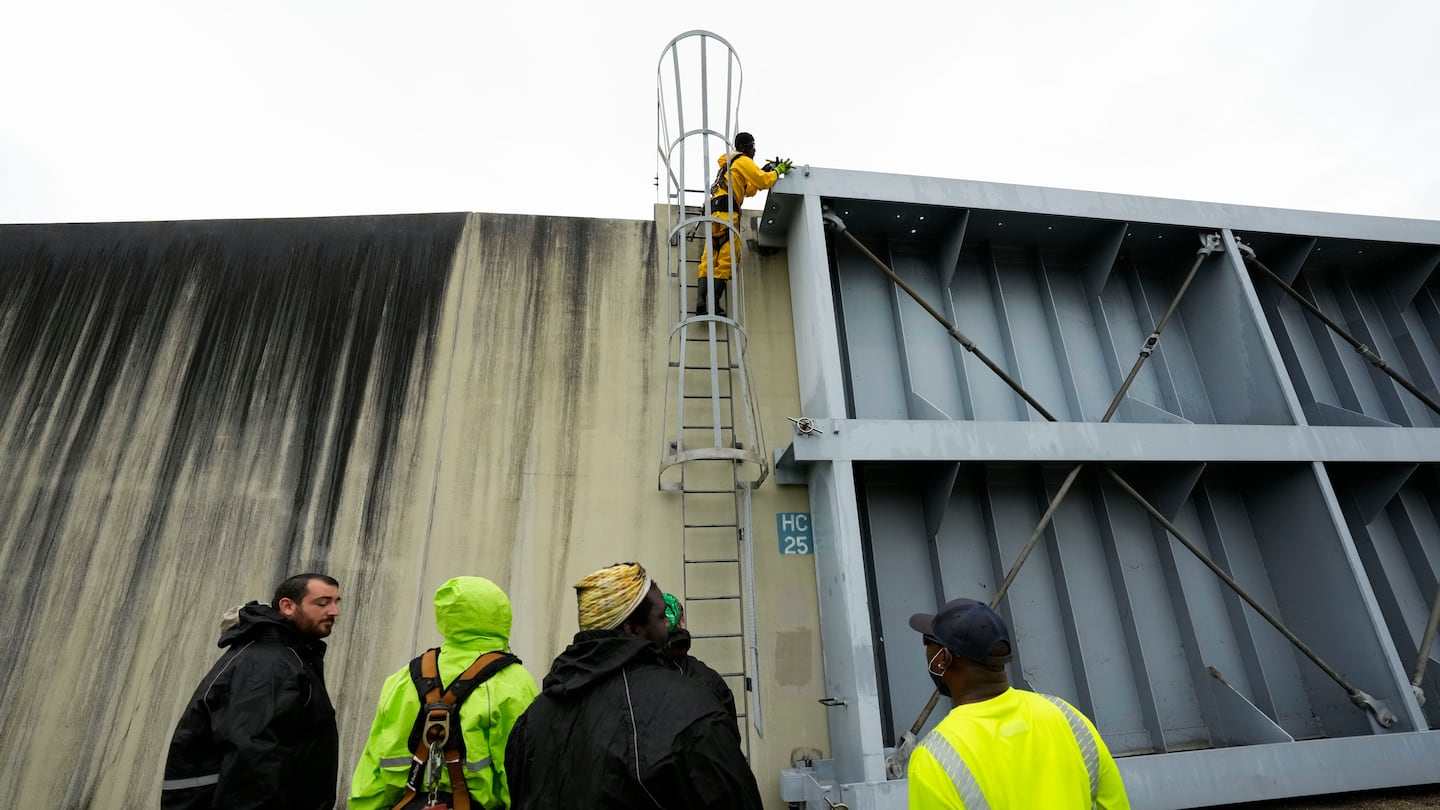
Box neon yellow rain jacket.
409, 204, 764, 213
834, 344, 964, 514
349, 577, 539, 810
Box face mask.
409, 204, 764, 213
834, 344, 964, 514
927, 648, 952, 698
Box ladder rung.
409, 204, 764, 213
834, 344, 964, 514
672, 363, 739, 370
684, 523, 738, 529
687, 595, 741, 602
682, 424, 734, 430
690, 631, 743, 639
682, 488, 737, 494
683, 394, 731, 399
717, 671, 745, 678
684, 557, 740, 564
685, 337, 731, 343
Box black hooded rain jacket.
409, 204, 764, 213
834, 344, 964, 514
667, 627, 739, 726
505, 629, 762, 810
161, 602, 338, 810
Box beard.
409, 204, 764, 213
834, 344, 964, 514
295, 612, 334, 639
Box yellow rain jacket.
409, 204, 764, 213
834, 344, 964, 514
349, 577, 539, 809
699, 151, 780, 280
907, 687, 1130, 809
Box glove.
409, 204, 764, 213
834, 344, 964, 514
762, 160, 777, 172
775, 158, 794, 177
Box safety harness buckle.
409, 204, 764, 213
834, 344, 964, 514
422, 703, 454, 747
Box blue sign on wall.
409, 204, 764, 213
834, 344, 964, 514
776, 512, 812, 555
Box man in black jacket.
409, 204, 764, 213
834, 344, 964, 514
506, 562, 762, 810
162, 573, 342, 810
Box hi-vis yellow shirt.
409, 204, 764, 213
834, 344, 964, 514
907, 688, 1130, 809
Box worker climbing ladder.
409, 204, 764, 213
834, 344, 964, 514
655, 30, 768, 757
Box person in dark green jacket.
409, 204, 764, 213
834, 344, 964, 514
349, 577, 538, 810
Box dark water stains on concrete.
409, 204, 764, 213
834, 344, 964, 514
639, 221, 659, 403
447, 214, 659, 659
0, 211, 672, 806
465, 214, 598, 657
0, 214, 463, 802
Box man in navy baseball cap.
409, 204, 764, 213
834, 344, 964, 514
909, 597, 1014, 679
906, 597, 1131, 809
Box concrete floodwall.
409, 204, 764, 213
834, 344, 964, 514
0, 211, 826, 808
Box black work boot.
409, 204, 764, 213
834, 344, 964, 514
695, 280, 709, 316
711, 279, 728, 317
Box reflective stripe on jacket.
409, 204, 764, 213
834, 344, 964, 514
907, 688, 1131, 810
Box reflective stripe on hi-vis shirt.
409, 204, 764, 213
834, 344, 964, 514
1041, 694, 1100, 805
919, 730, 990, 810
161, 773, 219, 790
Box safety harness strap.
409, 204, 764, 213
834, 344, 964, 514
392, 648, 520, 810
706, 152, 747, 256
709, 151, 746, 198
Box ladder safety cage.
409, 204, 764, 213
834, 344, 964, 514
655, 30, 769, 759
656, 30, 768, 491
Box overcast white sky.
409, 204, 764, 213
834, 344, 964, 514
3, 1, 1438, 226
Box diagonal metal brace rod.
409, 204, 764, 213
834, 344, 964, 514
994, 232, 1222, 605
1106, 468, 1396, 727
892, 232, 1221, 755
1411, 584, 1440, 706
829, 213, 1399, 736
823, 207, 1060, 423
1237, 241, 1440, 419
1241, 240, 1440, 709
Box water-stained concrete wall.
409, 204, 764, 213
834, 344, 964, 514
0, 211, 826, 808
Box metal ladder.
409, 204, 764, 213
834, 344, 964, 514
656, 28, 768, 760
672, 274, 763, 755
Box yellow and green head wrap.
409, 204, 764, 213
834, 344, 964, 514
575, 562, 653, 631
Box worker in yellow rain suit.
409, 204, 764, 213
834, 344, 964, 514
907, 598, 1131, 809
696, 132, 792, 317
